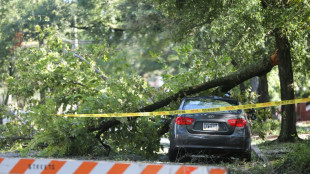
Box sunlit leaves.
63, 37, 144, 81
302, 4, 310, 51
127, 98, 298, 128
5, 24, 169, 156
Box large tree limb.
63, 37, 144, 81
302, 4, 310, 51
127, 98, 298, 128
88, 119, 121, 132
90, 55, 276, 133
137, 55, 275, 112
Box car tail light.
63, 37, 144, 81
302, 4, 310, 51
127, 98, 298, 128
228, 119, 247, 127
175, 116, 194, 125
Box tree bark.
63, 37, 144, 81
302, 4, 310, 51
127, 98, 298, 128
257, 74, 270, 120
257, 74, 270, 103
275, 29, 298, 142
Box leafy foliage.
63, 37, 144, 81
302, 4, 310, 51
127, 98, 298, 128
3, 27, 169, 157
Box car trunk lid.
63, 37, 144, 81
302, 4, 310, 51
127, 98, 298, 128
184, 112, 243, 135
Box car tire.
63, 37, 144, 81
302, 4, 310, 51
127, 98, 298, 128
168, 148, 191, 162
168, 148, 178, 162
239, 152, 251, 162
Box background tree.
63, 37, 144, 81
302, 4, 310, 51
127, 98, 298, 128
0, 0, 29, 124
155, 0, 310, 142
260, 0, 310, 141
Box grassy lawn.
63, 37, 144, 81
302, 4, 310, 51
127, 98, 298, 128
231, 140, 310, 174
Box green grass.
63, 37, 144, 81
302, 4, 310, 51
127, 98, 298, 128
225, 139, 310, 174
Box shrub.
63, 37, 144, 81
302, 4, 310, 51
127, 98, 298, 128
252, 119, 280, 139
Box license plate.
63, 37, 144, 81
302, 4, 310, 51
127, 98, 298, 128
203, 123, 219, 131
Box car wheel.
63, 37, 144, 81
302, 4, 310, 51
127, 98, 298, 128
168, 148, 191, 162
239, 152, 251, 162
178, 154, 191, 163
168, 148, 178, 162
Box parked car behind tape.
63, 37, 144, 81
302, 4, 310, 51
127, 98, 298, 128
168, 96, 252, 162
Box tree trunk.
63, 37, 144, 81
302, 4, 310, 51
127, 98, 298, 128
257, 74, 270, 103
257, 74, 270, 120
275, 29, 298, 142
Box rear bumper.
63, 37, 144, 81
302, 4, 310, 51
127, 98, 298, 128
171, 127, 251, 153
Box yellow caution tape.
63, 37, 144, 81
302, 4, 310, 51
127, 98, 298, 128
57, 98, 310, 118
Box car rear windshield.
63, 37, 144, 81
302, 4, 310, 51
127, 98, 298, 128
183, 99, 240, 113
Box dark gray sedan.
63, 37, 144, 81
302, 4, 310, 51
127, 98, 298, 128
169, 96, 251, 162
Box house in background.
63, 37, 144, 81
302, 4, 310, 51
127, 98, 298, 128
296, 102, 310, 121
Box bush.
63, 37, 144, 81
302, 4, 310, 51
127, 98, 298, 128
252, 119, 280, 139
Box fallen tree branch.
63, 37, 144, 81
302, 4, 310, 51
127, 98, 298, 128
137, 55, 274, 112
90, 55, 276, 133
87, 119, 121, 155
251, 145, 270, 164
88, 119, 121, 133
